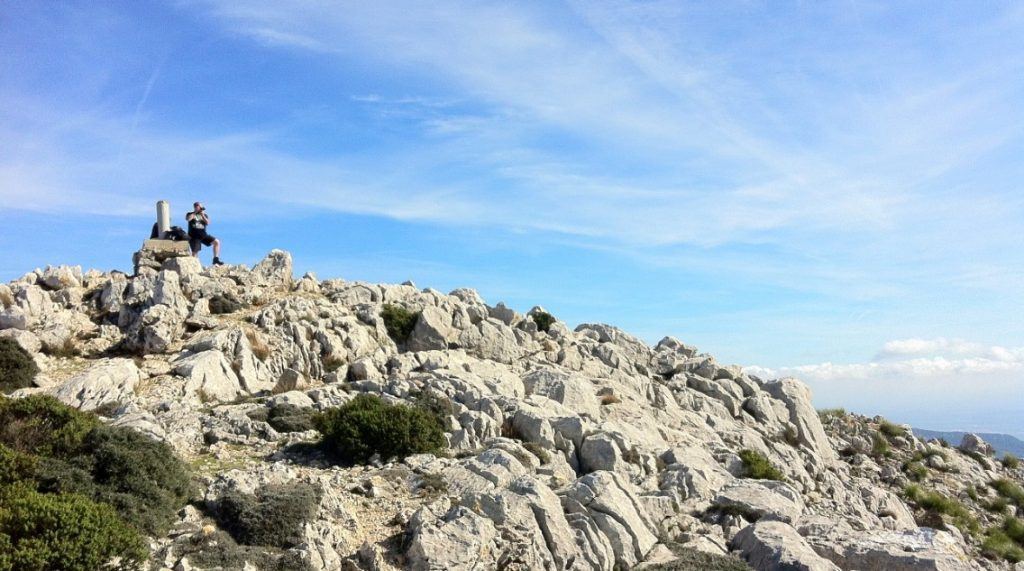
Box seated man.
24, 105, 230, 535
185, 201, 224, 265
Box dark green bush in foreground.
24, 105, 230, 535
0, 483, 146, 571
0, 338, 38, 394
215, 483, 322, 549
531, 311, 556, 333
0, 395, 193, 568
0, 394, 98, 458
737, 449, 784, 481
314, 393, 446, 463
380, 304, 419, 345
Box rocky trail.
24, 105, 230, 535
1, 249, 1022, 570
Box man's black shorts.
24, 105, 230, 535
189, 229, 216, 251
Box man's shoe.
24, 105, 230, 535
212, 257, 224, 266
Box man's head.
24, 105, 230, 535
193, 202, 204, 212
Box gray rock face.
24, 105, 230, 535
251, 249, 293, 288
51, 358, 142, 411
561, 471, 658, 569
959, 433, 994, 457
406, 505, 499, 571
732, 521, 840, 571
713, 479, 805, 524
2, 248, 1017, 571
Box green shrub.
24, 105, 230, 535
737, 449, 784, 481
412, 390, 454, 428
417, 473, 448, 496
871, 432, 891, 458
314, 394, 446, 463
179, 529, 312, 571
904, 484, 979, 536
878, 420, 908, 440
816, 408, 846, 422
0, 396, 191, 537
249, 404, 316, 433
0, 483, 146, 571
531, 311, 556, 333
215, 483, 322, 548
991, 478, 1024, 508
209, 293, 245, 315
1003, 454, 1020, 470
904, 462, 928, 482
646, 540, 752, 570
380, 304, 419, 345
0, 338, 39, 394
0, 395, 98, 457
0, 444, 36, 486
982, 517, 1024, 563
73, 425, 192, 536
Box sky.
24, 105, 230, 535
1, 1, 1022, 436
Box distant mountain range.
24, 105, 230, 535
912, 428, 1024, 458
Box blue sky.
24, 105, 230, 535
2, 1, 1023, 434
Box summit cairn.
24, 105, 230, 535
132, 200, 191, 275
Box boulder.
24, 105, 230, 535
732, 521, 840, 571
406, 505, 499, 571
172, 350, 244, 402
713, 479, 805, 524
959, 433, 994, 457
561, 471, 658, 569
407, 306, 453, 352
251, 249, 293, 288
51, 358, 142, 411
763, 378, 836, 466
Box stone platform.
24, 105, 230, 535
132, 239, 192, 275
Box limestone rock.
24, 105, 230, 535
51, 358, 142, 411
732, 521, 840, 571
252, 249, 293, 288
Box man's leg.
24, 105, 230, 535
213, 238, 221, 258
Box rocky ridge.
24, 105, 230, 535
1, 250, 1022, 570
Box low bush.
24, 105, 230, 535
314, 394, 446, 463
380, 304, 419, 345
904, 484, 979, 536
646, 540, 752, 570
991, 478, 1024, 508
531, 311, 556, 333
816, 408, 846, 422
871, 432, 891, 458
982, 517, 1024, 563
0, 394, 98, 457
0, 338, 39, 394
215, 483, 322, 548
417, 473, 448, 496
0, 483, 147, 571
781, 425, 800, 446
878, 420, 908, 440
903, 462, 928, 482
209, 293, 245, 315
0, 396, 192, 537
0, 444, 36, 486
177, 529, 312, 571
71, 425, 193, 536
248, 404, 316, 434
1003, 454, 1020, 470
738, 449, 784, 481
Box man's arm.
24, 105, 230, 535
201, 212, 210, 224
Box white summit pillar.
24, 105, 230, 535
156, 200, 171, 238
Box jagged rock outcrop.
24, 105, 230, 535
1, 249, 1021, 571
